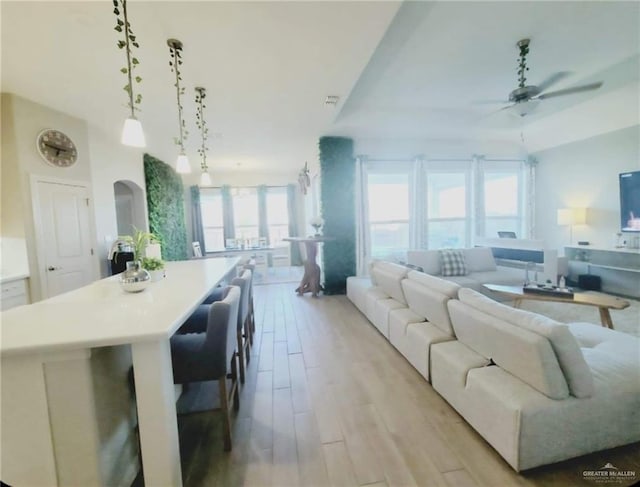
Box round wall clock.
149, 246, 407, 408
36, 129, 78, 168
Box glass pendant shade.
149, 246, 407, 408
176, 153, 191, 174
200, 170, 212, 186
121, 117, 146, 147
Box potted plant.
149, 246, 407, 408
117, 227, 160, 262
142, 257, 165, 282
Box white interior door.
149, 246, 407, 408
36, 180, 94, 298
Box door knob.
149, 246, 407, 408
47, 266, 60, 271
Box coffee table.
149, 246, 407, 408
483, 284, 630, 329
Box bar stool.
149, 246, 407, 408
178, 269, 253, 384
170, 285, 240, 451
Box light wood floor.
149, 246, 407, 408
174, 283, 640, 487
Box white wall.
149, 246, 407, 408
1, 93, 97, 301
534, 125, 640, 251
88, 125, 148, 277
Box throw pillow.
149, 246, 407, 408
440, 249, 468, 276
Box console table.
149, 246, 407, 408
565, 245, 640, 298
283, 237, 333, 297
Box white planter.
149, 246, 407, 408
149, 269, 165, 282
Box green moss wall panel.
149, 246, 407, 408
319, 137, 355, 294
144, 153, 189, 261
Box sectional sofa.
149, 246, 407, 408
406, 247, 525, 293
346, 261, 640, 471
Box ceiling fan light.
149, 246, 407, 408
176, 153, 191, 174
511, 99, 540, 118
121, 117, 146, 147
199, 170, 212, 186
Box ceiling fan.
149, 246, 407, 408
483, 38, 604, 117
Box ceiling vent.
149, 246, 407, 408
324, 95, 340, 106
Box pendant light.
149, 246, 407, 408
167, 38, 191, 173
195, 87, 211, 186
114, 0, 145, 147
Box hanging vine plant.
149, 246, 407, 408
167, 39, 188, 150
113, 0, 142, 115
195, 87, 209, 172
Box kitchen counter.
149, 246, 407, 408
0, 271, 29, 284
1, 257, 239, 487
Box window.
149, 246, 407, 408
198, 185, 292, 253
357, 159, 527, 264
233, 189, 259, 241
426, 171, 469, 249
266, 188, 289, 244
367, 172, 410, 258
200, 189, 225, 251
482, 165, 523, 239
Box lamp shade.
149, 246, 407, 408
557, 208, 587, 225
572, 208, 587, 225
199, 171, 212, 186
121, 117, 146, 147
557, 208, 572, 226
175, 153, 191, 174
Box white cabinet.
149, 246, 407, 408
1, 278, 29, 311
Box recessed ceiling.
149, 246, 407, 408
2, 1, 638, 177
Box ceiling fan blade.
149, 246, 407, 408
484, 104, 515, 117
536, 71, 571, 92
537, 82, 603, 100
473, 99, 510, 105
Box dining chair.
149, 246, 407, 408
170, 285, 240, 451
192, 241, 203, 257
270, 242, 291, 277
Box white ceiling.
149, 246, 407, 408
2, 1, 639, 178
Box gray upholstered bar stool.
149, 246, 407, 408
178, 269, 253, 384
241, 261, 257, 346
170, 285, 240, 451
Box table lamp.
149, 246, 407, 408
557, 208, 587, 245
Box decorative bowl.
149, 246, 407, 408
120, 261, 151, 293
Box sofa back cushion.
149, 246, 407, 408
371, 262, 409, 304
407, 250, 441, 275
458, 288, 594, 398
448, 300, 570, 399
463, 247, 497, 272
402, 271, 460, 335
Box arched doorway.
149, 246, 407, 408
113, 180, 146, 236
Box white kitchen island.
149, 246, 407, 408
1, 257, 238, 487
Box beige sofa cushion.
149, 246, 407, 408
371, 262, 409, 304
448, 300, 570, 399
458, 288, 594, 398
402, 271, 460, 335
463, 247, 497, 272
407, 250, 441, 275
406, 270, 460, 298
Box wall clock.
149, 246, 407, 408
36, 129, 78, 168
